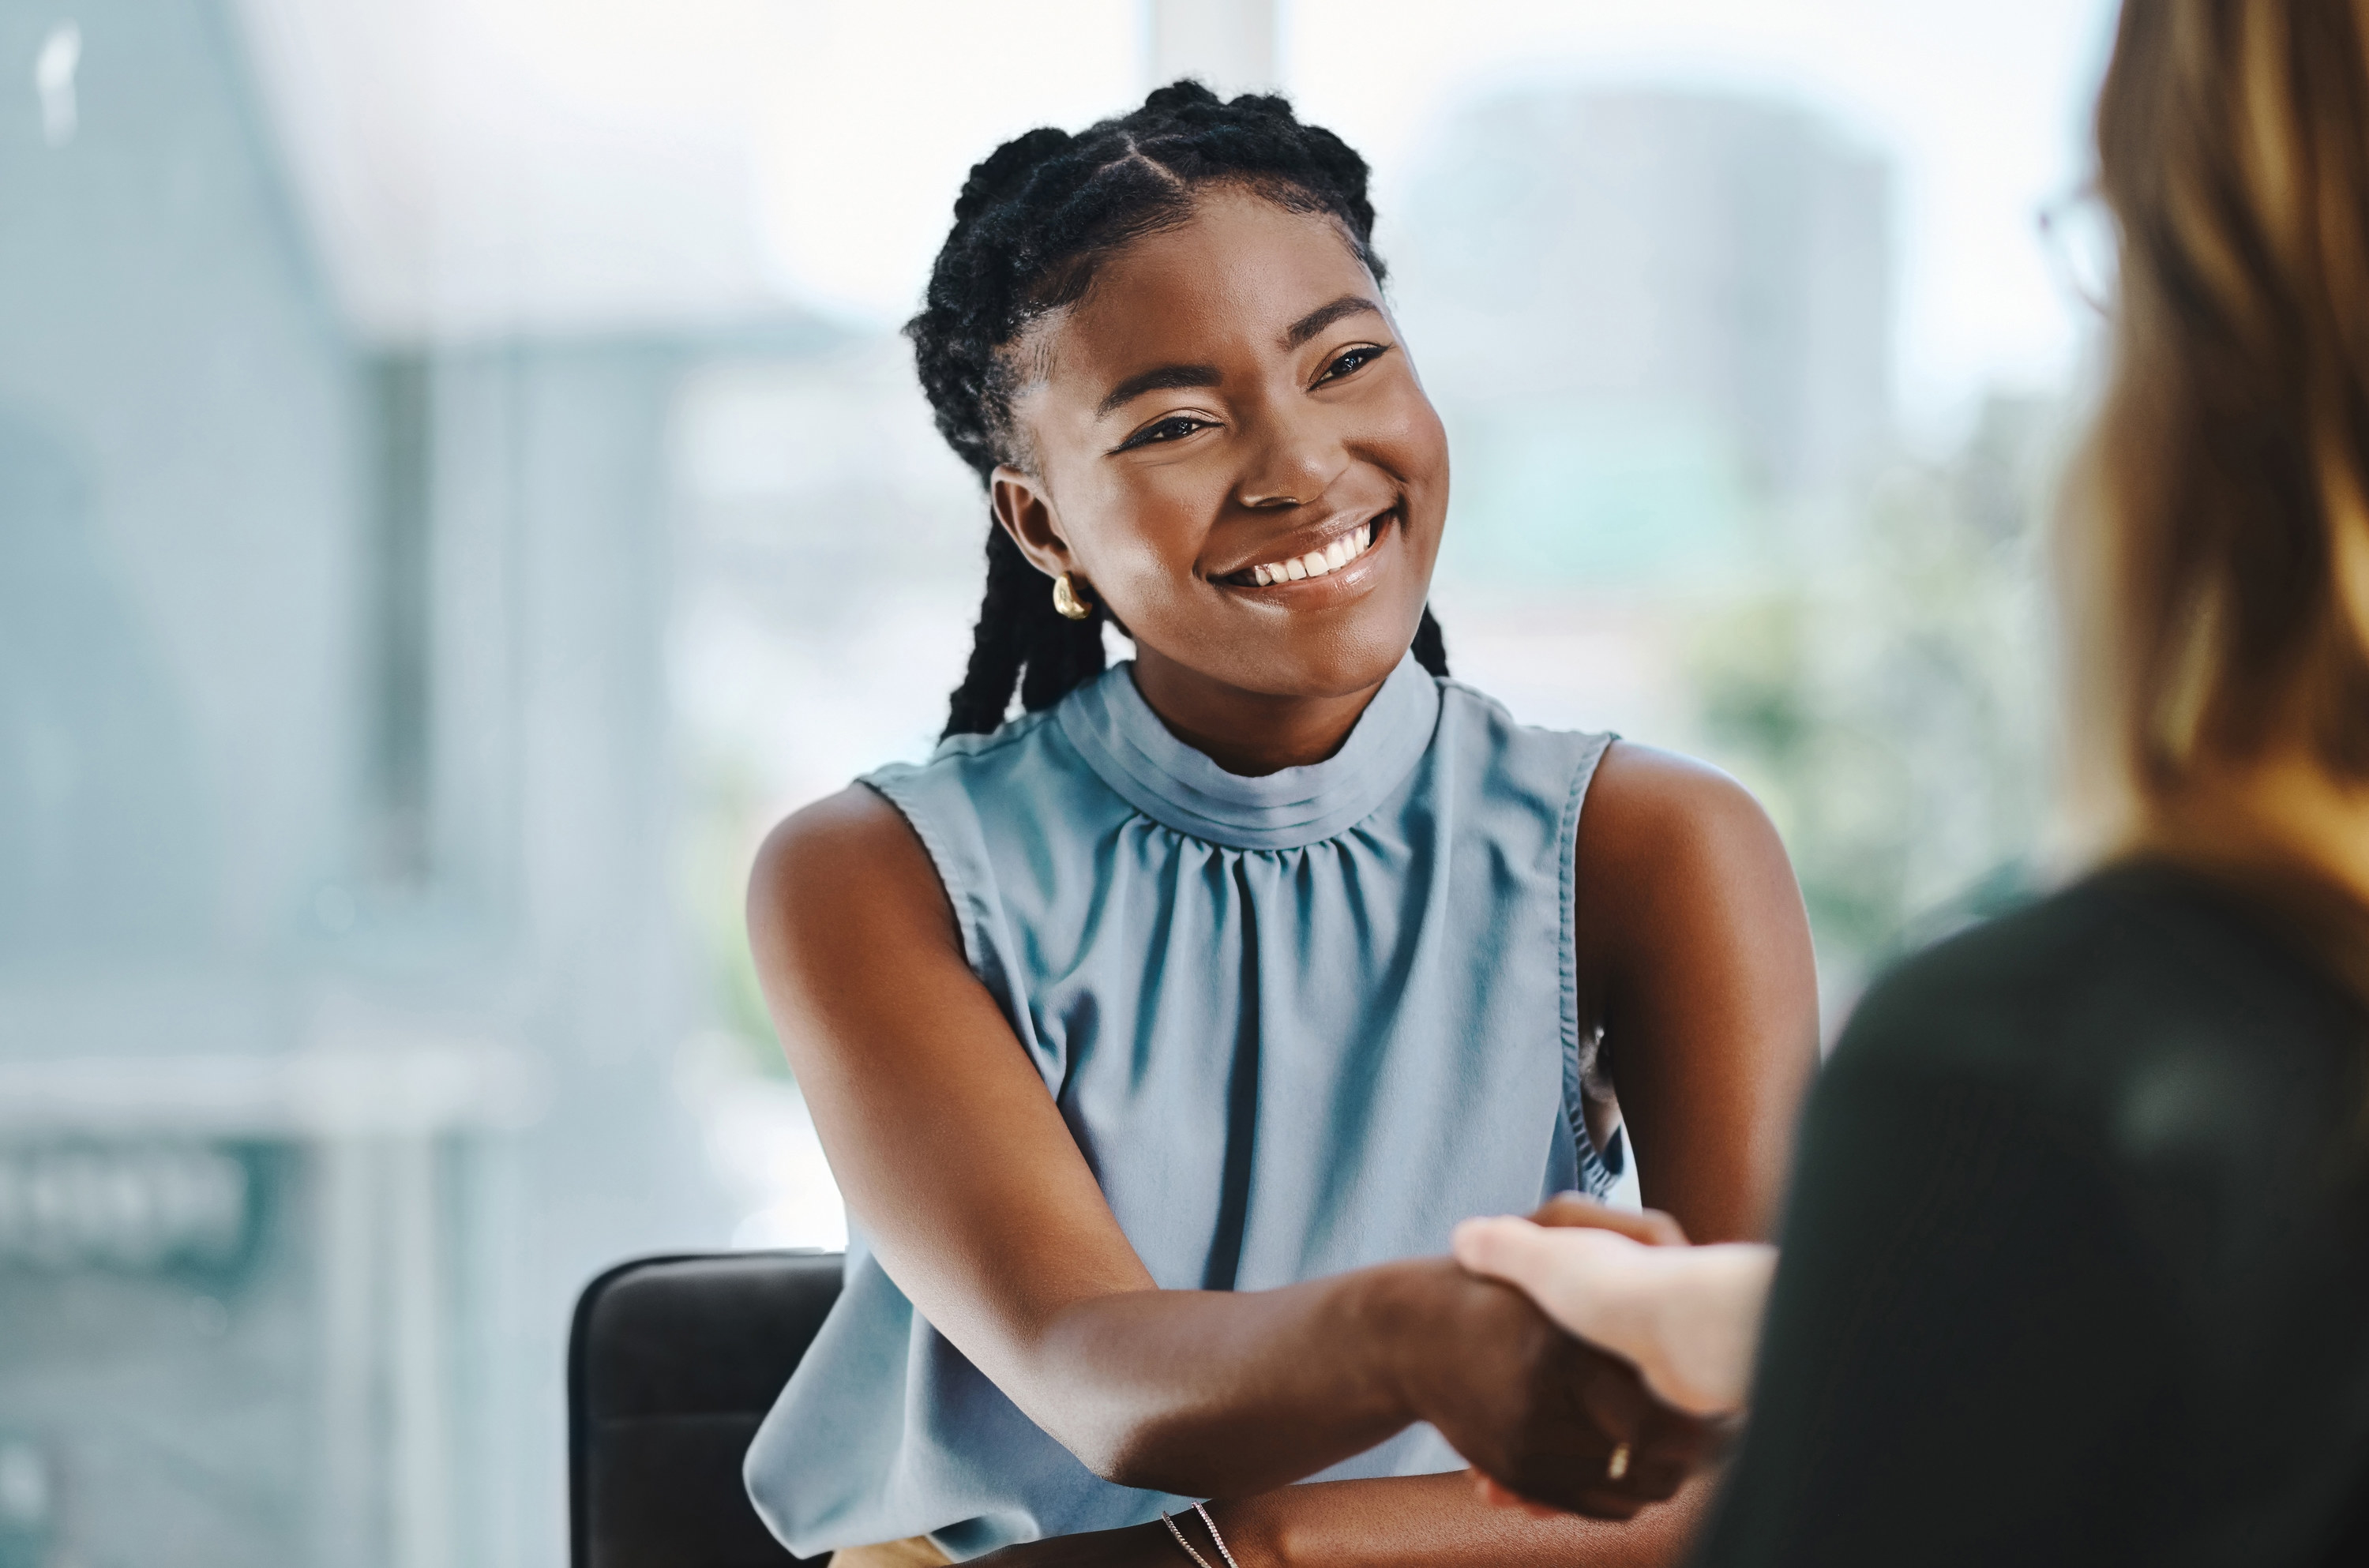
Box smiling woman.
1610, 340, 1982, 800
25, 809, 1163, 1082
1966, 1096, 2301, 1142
740, 84, 1819, 1567
986, 186, 1447, 775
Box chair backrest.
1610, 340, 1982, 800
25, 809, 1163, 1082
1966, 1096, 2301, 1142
569, 1251, 844, 1568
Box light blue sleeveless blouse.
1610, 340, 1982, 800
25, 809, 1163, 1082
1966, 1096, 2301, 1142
745, 654, 1619, 1560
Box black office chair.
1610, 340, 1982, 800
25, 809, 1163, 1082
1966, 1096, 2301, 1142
569, 1251, 844, 1568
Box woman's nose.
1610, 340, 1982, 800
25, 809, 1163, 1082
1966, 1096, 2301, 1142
1236, 415, 1346, 512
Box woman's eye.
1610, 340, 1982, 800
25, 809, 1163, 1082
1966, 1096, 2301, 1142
1316, 345, 1389, 384
1122, 416, 1209, 449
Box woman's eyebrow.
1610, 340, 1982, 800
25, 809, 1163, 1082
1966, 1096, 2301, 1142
1097, 362, 1222, 418
1282, 294, 1380, 349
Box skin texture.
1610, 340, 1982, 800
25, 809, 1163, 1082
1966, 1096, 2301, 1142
749, 187, 1819, 1564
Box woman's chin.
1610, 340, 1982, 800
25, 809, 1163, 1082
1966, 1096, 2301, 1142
1193, 619, 1430, 703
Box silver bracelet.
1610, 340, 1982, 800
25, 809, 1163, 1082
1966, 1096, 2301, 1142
1158, 1511, 1214, 1568
1158, 1504, 1245, 1568
1193, 1502, 1245, 1568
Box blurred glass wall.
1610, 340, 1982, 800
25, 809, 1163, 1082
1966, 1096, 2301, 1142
0, 1, 2112, 1562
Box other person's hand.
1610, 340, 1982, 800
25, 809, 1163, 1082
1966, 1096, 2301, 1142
1452, 1199, 1776, 1420
1526, 1191, 1692, 1244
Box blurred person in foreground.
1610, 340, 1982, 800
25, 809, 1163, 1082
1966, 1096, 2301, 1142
1458, 2, 2369, 1562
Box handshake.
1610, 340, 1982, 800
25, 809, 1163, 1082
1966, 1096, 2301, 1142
1422, 1195, 1777, 1518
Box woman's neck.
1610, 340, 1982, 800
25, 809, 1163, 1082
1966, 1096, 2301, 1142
1128, 647, 1391, 777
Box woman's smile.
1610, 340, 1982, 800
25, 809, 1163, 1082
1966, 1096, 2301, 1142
1210, 503, 1399, 602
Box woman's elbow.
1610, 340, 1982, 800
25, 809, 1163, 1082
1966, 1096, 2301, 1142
1049, 1409, 1222, 1494
1064, 1423, 1188, 1491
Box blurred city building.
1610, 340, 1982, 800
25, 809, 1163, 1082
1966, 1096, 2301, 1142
1399, 88, 1890, 588
1, 2, 771, 1562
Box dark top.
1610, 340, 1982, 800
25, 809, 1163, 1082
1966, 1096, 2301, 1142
1695, 862, 2369, 1567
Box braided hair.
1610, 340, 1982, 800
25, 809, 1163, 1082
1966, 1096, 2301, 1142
909, 81, 1451, 738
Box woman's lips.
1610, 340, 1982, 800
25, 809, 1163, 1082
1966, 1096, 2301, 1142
1216, 507, 1398, 589
1247, 520, 1372, 584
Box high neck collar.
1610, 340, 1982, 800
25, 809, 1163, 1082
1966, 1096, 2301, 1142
1056, 655, 1442, 850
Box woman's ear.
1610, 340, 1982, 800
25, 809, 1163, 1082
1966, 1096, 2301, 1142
990, 466, 1074, 579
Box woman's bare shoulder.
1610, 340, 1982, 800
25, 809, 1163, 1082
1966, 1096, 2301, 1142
1571, 740, 1812, 1041
1579, 741, 1787, 881
747, 784, 955, 957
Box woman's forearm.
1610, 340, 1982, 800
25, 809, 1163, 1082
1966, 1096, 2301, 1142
1016, 1262, 1429, 1495
1015, 1255, 1601, 1499
1217, 1470, 1714, 1568
1001, 1255, 1703, 1514
979, 1470, 1718, 1568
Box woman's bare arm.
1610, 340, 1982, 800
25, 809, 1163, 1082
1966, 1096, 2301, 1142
1575, 744, 1821, 1243
979, 1471, 1725, 1567
749, 786, 1698, 1506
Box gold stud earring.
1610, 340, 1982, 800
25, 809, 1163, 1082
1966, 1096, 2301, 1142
1052, 572, 1095, 621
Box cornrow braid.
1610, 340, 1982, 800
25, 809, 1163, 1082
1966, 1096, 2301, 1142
911, 79, 1450, 738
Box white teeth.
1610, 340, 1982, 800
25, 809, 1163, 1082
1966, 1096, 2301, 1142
1245, 517, 1381, 585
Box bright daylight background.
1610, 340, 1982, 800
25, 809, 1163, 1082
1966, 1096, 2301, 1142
0, 1, 2115, 1562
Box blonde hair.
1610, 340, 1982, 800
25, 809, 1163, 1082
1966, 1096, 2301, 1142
2078, 0, 2369, 820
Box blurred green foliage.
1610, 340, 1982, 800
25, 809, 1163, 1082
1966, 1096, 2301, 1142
1688, 397, 2068, 995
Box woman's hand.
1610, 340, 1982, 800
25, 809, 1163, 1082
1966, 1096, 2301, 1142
1451, 1202, 1776, 1420
1370, 1258, 1713, 1517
